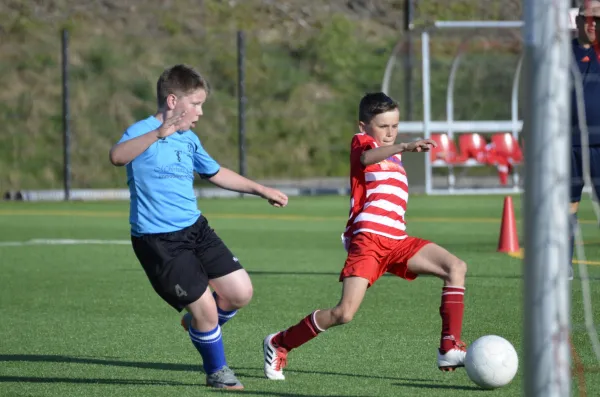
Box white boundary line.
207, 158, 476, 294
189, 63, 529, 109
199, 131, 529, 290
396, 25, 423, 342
0, 239, 130, 247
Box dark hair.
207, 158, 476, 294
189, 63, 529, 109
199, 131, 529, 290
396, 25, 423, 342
358, 92, 399, 124
156, 64, 210, 108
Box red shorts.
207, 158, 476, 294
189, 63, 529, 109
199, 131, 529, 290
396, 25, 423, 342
340, 233, 431, 286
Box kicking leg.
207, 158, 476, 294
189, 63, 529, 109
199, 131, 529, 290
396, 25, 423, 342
263, 276, 370, 380
186, 288, 243, 390
407, 243, 467, 371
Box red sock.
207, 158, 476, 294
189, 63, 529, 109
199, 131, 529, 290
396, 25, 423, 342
439, 286, 465, 353
274, 311, 323, 351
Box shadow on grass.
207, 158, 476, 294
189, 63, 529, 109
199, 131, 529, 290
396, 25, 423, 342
0, 355, 490, 394
0, 375, 197, 386
0, 354, 200, 372
208, 380, 484, 396
0, 354, 438, 383
211, 391, 374, 397
392, 382, 484, 391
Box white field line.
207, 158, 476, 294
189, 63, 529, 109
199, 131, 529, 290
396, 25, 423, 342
0, 239, 130, 247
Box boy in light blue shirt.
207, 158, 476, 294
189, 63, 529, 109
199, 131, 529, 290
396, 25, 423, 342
110, 64, 288, 390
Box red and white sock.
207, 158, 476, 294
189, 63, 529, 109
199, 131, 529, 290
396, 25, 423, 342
274, 311, 324, 351
439, 286, 465, 353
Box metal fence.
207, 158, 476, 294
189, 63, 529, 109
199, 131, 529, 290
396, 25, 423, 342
1, 23, 527, 197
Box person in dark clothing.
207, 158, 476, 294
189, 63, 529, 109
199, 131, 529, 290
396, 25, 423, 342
570, 1, 600, 280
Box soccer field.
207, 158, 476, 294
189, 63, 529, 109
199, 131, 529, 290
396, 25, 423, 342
0, 195, 599, 397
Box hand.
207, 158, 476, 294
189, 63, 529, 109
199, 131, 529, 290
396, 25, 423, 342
261, 187, 288, 208
404, 139, 437, 152
156, 110, 196, 139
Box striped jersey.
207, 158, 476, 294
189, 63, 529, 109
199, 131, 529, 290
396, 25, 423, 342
343, 133, 408, 243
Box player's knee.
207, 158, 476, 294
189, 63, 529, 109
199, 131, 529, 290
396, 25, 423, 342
332, 306, 355, 325
227, 284, 253, 309
447, 257, 467, 282
335, 312, 355, 325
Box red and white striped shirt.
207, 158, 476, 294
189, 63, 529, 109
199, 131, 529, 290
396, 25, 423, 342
343, 133, 409, 244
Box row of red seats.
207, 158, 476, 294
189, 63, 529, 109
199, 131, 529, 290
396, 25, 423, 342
429, 132, 523, 185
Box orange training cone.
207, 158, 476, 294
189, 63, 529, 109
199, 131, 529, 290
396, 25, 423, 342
497, 196, 520, 253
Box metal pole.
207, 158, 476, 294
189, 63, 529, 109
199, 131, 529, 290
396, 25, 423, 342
511, 55, 524, 188
523, 0, 571, 396
237, 31, 247, 181
421, 31, 433, 195
511, 55, 524, 140
381, 41, 402, 95
403, 0, 414, 121
446, 45, 469, 140
62, 28, 71, 201
434, 21, 524, 29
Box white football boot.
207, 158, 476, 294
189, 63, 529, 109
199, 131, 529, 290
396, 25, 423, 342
263, 333, 287, 380
437, 340, 467, 372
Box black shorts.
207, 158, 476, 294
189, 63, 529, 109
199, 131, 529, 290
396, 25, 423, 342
131, 215, 243, 311
571, 146, 600, 203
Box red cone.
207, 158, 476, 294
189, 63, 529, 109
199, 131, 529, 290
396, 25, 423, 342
498, 196, 520, 253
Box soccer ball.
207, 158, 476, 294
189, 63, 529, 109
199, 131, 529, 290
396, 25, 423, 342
465, 335, 519, 389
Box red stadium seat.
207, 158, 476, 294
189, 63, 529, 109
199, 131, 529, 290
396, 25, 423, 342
430, 133, 460, 165
457, 133, 488, 164
428, 132, 523, 187
491, 133, 523, 164
489, 133, 523, 185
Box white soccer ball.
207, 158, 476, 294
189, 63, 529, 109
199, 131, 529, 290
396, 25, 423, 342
465, 335, 519, 389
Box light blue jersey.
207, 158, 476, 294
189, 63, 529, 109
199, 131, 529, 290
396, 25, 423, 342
118, 116, 220, 236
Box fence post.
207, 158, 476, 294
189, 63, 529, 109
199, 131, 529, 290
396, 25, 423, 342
62, 28, 71, 201
403, 0, 414, 121
237, 30, 247, 188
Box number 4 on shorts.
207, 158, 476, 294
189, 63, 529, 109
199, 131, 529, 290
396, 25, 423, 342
175, 284, 188, 298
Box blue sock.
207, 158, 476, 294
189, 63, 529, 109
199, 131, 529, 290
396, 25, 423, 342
188, 324, 227, 374
569, 213, 578, 267
213, 291, 238, 326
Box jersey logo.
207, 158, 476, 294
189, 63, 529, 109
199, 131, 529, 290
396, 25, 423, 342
175, 284, 188, 298
175, 150, 182, 162
379, 156, 403, 171
385, 155, 403, 165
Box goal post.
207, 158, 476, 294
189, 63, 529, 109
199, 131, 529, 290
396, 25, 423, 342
522, 0, 572, 396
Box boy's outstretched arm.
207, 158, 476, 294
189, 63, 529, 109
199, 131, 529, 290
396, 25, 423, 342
109, 131, 160, 166
360, 139, 437, 166
208, 167, 288, 207
109, 110, 195, 166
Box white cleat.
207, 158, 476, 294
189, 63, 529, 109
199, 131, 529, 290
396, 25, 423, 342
263, 333, 287, 380
437, 341, 467, 372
